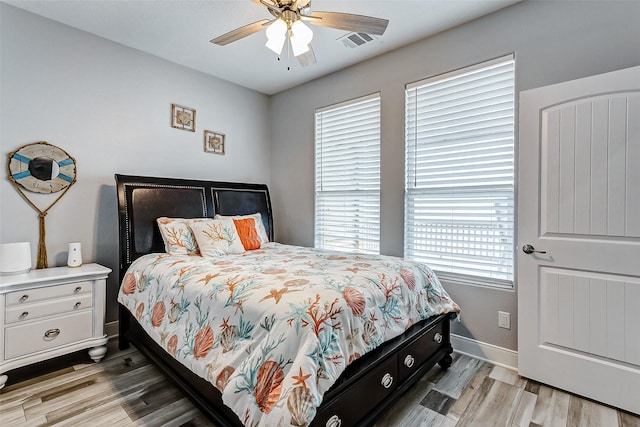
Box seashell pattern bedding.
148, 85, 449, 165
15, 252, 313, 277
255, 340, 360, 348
118, 243, 459, 427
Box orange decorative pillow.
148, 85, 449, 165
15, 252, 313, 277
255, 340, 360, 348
215, 213, 269, 244
233, 218, 262, 250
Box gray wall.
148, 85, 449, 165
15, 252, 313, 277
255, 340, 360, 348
269, 0, 640, 350
0, 4, 271, 323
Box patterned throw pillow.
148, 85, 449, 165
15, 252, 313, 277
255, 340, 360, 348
214, 213, 269, 244
189, 218, 245, 257
233, 218, 262, 250
156, 217, 210, 255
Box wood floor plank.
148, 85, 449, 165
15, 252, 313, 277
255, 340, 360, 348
0, 404, 27, 424
567, 395, 620, 427
489, 365, 526, 388
433, 355, 485, 399
456, 376, 524, 427
1, 351, 148, 407
510, 389, 537, 427
620, 411, 640, 427
394, 404, 446, 427
439, 416, 458, 427
420, 388, 456, 415
23, 364, 159, 420
131, 397, 200, 426
446, 361, 492, 421
529, 384, 571, 426
48, 400, 131, 427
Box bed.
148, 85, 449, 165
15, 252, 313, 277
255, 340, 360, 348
115, 174, 458, 427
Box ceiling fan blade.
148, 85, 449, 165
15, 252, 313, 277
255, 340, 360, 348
297, 44, 317, 67
307, 11, 389, 36
210, 19, 271, 46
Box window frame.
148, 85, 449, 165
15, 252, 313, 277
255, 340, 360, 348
314, 92, 382, 254
404, 54, 516, 289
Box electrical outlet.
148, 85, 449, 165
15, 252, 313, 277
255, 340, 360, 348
498, 311, 511, 329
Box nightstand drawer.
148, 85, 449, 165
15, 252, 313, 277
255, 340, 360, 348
6, 281, 92, 306
5, 311, 93, 359
5, 293, 93, 324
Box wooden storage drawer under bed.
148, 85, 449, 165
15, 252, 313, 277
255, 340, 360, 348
398, 319, 445, 382
313, 355, 398, 427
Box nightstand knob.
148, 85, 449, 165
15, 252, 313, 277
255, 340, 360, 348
74, 286, 82, 294
434, 332, 443, 344
326, 415, 342, 427
74, 302, 82, 309
44, 328, 61, 340
404, 354, 415, 368
20, 294, 29, 302
20, 311, 29, 319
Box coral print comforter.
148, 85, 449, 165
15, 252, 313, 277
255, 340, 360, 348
118, 243, 459, 427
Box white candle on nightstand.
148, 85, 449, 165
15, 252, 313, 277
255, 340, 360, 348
67, 242, 83, 267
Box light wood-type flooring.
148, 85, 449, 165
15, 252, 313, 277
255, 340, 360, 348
1, 340, 639, 426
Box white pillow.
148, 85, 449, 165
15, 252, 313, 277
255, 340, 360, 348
189, 218, 245, 256
214, 213, 269, 244
157, 217, 210, 255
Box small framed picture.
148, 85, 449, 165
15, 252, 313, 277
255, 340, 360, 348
204, 130, 225, 155
171, 103, 196, 132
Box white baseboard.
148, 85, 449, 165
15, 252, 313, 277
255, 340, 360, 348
451, 333, 518, 371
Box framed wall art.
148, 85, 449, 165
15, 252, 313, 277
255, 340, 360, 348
204, 130, 225, 155
171, 103, 196, 132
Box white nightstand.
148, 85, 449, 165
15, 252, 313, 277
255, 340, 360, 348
0, 263, 111, 389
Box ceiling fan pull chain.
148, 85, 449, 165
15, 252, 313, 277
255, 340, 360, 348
287, 35, 291, 71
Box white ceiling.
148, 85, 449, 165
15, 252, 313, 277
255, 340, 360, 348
5, 0, 520, 95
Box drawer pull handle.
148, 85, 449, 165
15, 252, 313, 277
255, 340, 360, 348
74, 302, 82, 309
434, 332, 443, 344
404, 354, 415, 368
381, 373, 394, 389
74, 286, 82, 294
326, 415, 342, 427
20, 294, 29, 302
20, 311, 29, 319
44, 329, 61, 340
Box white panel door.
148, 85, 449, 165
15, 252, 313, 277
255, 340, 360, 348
518, 65, 640, 415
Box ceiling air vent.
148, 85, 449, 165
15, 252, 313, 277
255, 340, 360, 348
338, 32, 377, 49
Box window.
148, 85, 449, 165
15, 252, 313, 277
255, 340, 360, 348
405, 55, 515, 287
315, 93, 381, 254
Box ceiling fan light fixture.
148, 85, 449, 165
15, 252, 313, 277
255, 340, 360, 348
265, 17, 287, 54
290, 38, 310, 56
265, 34, 286, 55
290, 20, 312, 57
291, 20, 313, 45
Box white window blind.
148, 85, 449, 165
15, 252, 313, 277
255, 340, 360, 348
315, 93, 381, 254
405, 55, 515, 286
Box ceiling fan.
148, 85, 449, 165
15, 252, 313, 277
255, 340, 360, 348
210, 0, 389, 67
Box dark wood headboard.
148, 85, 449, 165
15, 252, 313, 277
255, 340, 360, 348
115, 174, 273, 281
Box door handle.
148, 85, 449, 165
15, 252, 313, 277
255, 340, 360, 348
522, 244, 546, 254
